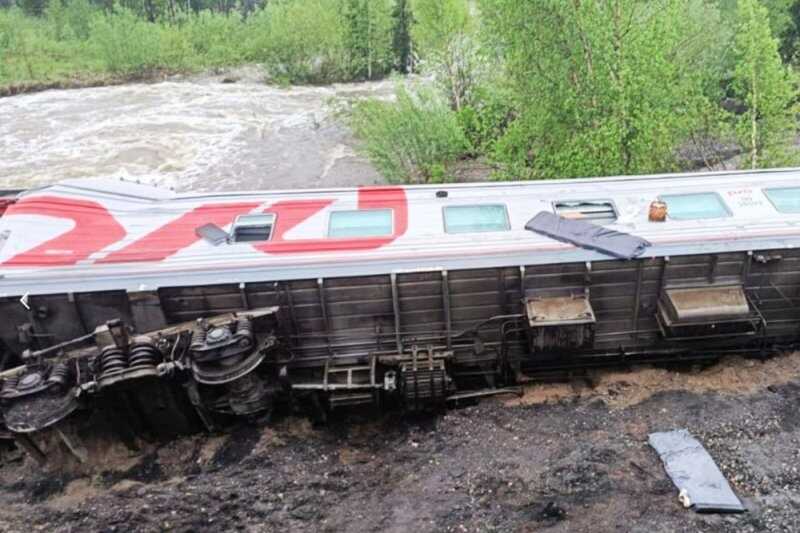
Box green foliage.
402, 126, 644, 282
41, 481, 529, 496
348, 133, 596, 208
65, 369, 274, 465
480, 0, 731, 179
63, 0, 95, 40
410, 0, 470, 57
341, 0, 393, 80
0, 0, 422, 88
348, 85, 470, 183
455, 84, 514, 155
0, 6, 98, 83
89, 6, 161, 73
731, 0, 799, 168
719, 0, 799, 61
246, 0, 346, 84
44, 0, 68, 40
2, 0, 799, 184
185, 10, 245, 66
410, 0, 478, 110
17, 0, 47, 17
390, 0, 412, 73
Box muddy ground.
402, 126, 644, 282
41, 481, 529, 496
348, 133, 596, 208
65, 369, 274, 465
0, 355, 799, 532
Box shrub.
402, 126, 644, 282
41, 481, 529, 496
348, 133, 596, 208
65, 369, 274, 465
89, 7, 161, 73
455, 84, 515, 155
348, 85, 470, 183
64, 0, 96, 41
185, 10, 244, 66
246, 0, 347, 84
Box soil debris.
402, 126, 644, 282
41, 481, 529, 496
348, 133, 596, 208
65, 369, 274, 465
508, 353, 800, 409
0, 355, 799, 532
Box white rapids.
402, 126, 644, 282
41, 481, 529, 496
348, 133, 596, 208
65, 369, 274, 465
0, 70, 394, 192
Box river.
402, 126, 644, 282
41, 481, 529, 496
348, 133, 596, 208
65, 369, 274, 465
0, 69, 394, 192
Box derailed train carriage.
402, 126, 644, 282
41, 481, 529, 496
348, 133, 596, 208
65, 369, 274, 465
0, 169, 800, 462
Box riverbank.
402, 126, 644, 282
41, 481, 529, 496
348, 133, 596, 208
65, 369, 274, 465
0, 67, 189, 98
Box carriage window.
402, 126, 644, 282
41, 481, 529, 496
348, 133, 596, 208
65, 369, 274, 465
659, 192, 731, 220
328, 209, 393, 238
554, 200, 617, 224
764, 187, 800, 213
444, 205, 510, 234
232, 214, 275, 242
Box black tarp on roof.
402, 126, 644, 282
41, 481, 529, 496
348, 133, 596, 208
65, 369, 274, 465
525, 211, 651, 260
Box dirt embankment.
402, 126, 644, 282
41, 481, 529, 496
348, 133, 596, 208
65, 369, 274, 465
1, 354, 799, 532
0, 69, 189, 98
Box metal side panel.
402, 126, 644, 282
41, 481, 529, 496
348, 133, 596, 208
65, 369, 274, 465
662, 286, 750, 323
525, 295, 596, 327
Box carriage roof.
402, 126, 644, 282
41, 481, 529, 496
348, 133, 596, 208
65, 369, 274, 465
2, 168, 800, 296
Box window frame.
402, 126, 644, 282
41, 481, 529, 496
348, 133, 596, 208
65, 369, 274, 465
231, 213, 276, 243
763, 186, 800, 214
442, 203, 512, 235
552, 199, 619, 224
327, 208, 395, 239
658, 192, 732, 221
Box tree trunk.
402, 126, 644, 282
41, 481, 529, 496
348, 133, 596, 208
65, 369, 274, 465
750, 41, 758, 169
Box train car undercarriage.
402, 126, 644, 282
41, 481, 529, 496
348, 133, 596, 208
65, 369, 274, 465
1, 249, 800, 465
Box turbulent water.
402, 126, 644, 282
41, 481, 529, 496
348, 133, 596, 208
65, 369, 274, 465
0, 69, 394, 192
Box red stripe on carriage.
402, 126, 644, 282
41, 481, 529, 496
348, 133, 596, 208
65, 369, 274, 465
99, 202, 261, 263
254, 187, 408, 254
2, 196, 127, 266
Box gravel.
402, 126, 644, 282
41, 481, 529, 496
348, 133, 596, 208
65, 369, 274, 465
1, 359, 800, 532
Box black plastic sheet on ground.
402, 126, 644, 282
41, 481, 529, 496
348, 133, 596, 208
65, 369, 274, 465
525, 211, 650, 259
649, 429, 746, 513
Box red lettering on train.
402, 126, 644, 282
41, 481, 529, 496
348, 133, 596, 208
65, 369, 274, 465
254, 187, 408, 254
2, 187, 408, 267
99, 202, 261, 263
2, 196, 126, 266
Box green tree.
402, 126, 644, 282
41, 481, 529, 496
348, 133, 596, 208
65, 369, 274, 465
246, 0, 347, 84
16, 0, 47, 17
719, 0, 798, 61
89, 6, 161, 73
341, 0, 392, 80
481, 0, 729, 179
411, 0, 478, 110
44, 0, 68, 40
732, 0, 798, 168
391, 0, 412, 73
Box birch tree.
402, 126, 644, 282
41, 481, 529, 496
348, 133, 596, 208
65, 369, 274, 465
342, 0, 393, 81
732, 0, 798, 168
480, 0, 729, 178
411, 0, 478, 111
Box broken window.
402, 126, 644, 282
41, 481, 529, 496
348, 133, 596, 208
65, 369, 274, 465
328, 209, 393, 238
232, 214, 275, 242
443, 205, 510, 234
764, 187, 800, 214
554, 200, 617, 224
658, 192, 730, 220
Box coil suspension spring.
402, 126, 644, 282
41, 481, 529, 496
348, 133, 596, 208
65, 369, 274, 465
0, 374, 19, 396
236, 316, 253, 345
128, 340, 160, 368
47, 361, 72, 388
192, 321, 208, 348
99, 345, 127, 375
